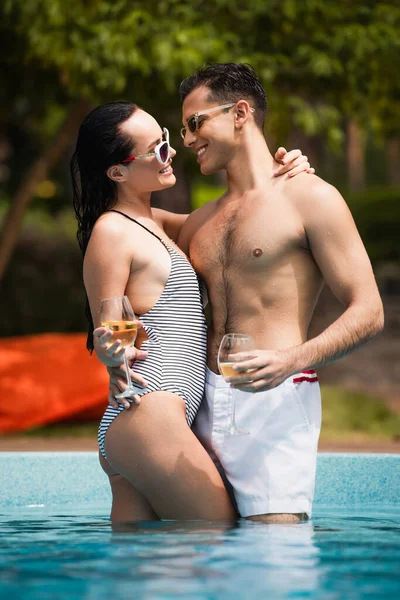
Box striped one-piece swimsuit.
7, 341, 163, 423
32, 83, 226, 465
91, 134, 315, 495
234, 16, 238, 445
98, 210, 207, 459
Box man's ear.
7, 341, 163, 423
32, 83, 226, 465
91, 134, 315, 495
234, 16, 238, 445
106, 164, 128, 182
234, 100, 253, 128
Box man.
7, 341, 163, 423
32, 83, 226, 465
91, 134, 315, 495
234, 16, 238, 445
174, 63, 383, 523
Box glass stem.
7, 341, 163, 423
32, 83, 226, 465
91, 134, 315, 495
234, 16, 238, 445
123, 352, 131, 389
231, 391, 237, 426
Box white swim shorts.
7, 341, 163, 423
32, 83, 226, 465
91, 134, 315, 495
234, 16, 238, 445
192, 367, 322, 518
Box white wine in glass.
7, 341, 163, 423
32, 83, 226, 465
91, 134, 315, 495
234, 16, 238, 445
100, 320, 137, 349
100, 296, 138, 401
217, 333, 256, 436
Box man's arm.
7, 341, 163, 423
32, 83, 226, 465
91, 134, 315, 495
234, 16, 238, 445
152, 208, 189, 242
176, 199, 218, 255
230, 178, 384, 391
287, 179, 384, 371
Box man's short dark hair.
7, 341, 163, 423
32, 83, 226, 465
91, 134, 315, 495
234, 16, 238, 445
179, 63, 268, 132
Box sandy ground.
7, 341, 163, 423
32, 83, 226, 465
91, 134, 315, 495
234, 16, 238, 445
1, 435, 399, 453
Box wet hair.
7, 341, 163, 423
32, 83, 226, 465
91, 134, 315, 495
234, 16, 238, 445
70, 101, 138, 352
179, 63, 268, 131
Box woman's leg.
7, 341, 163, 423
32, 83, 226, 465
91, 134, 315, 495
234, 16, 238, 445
104, 391, 237, 521
99, 452, 159, 522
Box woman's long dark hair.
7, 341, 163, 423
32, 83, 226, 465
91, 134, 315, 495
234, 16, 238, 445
70, 101, 138, 352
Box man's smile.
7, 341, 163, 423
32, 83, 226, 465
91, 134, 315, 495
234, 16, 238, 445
196, 144, 208, 163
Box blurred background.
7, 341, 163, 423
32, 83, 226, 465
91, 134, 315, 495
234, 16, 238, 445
0, 0, 399, 450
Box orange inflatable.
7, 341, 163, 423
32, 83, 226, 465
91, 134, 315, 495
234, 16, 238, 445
0, 333, 109, 433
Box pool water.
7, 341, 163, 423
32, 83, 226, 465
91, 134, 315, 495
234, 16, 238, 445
1, 509, 400, 599
1, 453, 399, 599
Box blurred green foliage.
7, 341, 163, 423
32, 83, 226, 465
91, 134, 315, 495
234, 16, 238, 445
2, 0, 399, 156
0, 230, 87, 337
321, 386, 400, 440
192, 185, 227, 211
0, 202, 77, 238
20, 422, 99, 438
348, 187, 400, 262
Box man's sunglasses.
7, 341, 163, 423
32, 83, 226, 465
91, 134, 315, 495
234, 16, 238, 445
180, 103, 255, 139
180, 103, 236, 139
122, 127, 170, 165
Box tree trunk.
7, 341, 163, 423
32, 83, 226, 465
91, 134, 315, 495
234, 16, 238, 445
387, 138, 400, 186
347, 121, 366, 191
0, 100, 90, 281
151, 159, 192, 214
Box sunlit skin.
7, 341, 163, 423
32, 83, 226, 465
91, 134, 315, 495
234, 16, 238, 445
97, 110, 313, 400
89, 109, 191, 403
178, 85, 383, 390
85, 108, 237, 523
90, 106, 318, 524
102, 90, 383, 524
174, 86, 384, 525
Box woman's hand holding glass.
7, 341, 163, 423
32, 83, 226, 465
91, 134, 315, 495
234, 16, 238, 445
93, 324, 148, 408
98, 296, 149, 409
107, 359, 148, 409
93, 324, 146, 367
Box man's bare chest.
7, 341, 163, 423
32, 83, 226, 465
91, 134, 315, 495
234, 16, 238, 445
190, 202, 305, 279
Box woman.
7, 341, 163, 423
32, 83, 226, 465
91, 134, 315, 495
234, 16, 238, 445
71, 101, 311, 523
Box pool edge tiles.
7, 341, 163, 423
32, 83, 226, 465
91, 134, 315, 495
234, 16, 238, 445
314, 453, 400, 507
0, 451, 111, 510
0, 452, 399, 509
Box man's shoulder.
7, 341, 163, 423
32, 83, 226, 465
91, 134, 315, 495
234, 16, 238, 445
193, 195, 221, 217
183, 195, 220, 229
284, 174, 356, 235
177, 195, 221, 251
285, 173, 344, 210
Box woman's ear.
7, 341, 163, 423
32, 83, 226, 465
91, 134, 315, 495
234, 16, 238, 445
106, 164, 128, 182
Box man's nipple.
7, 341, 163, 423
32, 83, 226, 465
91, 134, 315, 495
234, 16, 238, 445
252, 248, 263, 257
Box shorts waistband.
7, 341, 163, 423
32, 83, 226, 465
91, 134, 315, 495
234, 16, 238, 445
205, 366, 318, 388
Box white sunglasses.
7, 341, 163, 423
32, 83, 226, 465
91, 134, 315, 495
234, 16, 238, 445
122, 128, 170, 165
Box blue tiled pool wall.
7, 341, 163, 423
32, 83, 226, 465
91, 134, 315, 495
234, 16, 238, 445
1, 452, 399, 510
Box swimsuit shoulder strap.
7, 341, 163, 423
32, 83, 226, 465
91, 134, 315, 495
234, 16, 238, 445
107, 209, 163, 243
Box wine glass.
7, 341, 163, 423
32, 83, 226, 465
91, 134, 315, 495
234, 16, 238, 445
99, 296, 138, 401
216, 333, 256, 436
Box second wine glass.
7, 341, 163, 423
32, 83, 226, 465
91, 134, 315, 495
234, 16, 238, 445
100, 295, 138, 401
216, 333, 256, 436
